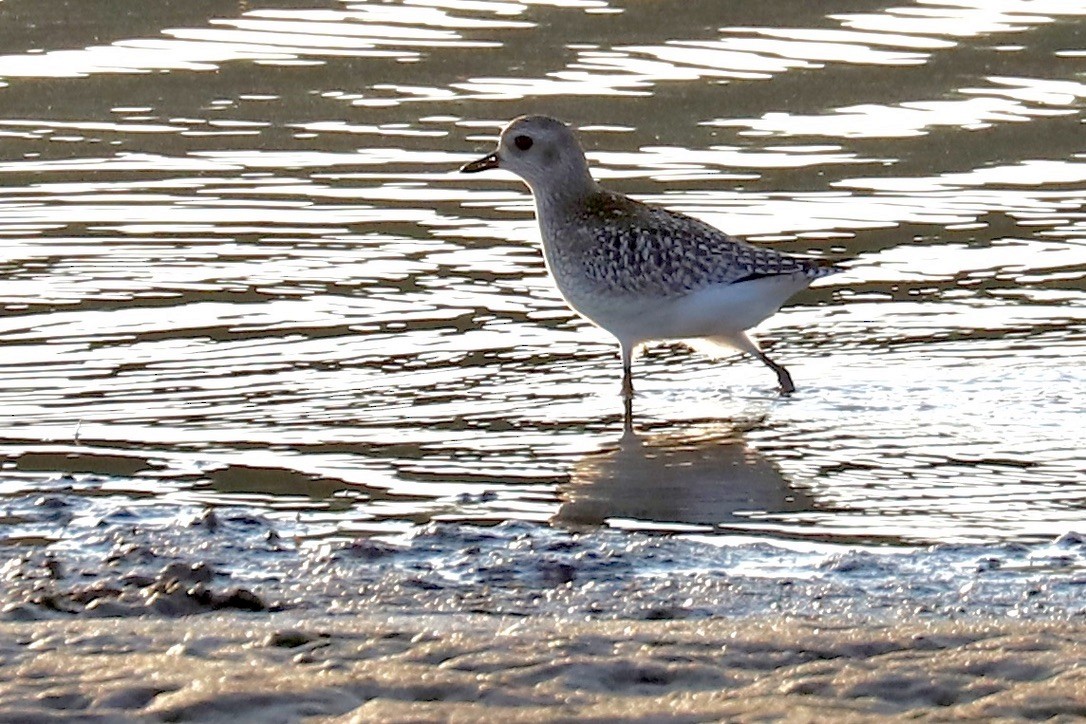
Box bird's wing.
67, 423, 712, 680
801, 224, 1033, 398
579, 196, 835, 296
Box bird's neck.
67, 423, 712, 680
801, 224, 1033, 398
530, 171, 600, 223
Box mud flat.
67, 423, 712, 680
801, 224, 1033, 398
2, 497, 1085, 720
1, 612, 1085, 721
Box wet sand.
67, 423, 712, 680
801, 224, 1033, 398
2, 501, 1085, 720
2, 612, 1084, 721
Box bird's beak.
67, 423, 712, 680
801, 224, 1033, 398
460, 151, 500, 173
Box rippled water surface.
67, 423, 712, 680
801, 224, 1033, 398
1, 0, 1084, 549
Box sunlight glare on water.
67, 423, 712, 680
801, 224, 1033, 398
0, 0, 1084, 548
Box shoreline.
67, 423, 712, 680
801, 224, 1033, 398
2, 611, 1084, 721
3, 497, 1085, 720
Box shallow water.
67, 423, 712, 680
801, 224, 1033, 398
1, 0, 1085, 554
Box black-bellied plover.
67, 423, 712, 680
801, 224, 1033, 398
461, 115, 841, 397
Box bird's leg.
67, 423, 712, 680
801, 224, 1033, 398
620, 343, 634, 399
751, 348, 796, 395
726, 332, 796, 395
620, 343, 635, 432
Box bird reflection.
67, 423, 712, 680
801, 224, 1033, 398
554, 407, 815, 531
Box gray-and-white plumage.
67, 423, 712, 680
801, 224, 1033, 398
461, 115, 841, 396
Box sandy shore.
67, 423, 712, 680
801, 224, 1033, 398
3, 498, 1085, 720
2, 612, 1084, 722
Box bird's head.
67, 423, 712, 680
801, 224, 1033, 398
460, 115, 596, 199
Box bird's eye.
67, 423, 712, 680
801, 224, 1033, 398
513, 135, 533, 151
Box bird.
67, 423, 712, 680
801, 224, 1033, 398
460, 115, 842, 398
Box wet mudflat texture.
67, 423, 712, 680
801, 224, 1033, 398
2, 614, 1086, 722
3, 496, 1086, 623
1, 495, 1085, 721
1, 0, 1086, 719
1, 492, 1084, 719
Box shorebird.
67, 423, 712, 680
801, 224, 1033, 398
460, 115, 841, 398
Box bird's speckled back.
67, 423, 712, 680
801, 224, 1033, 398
538, 188, 839, 302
